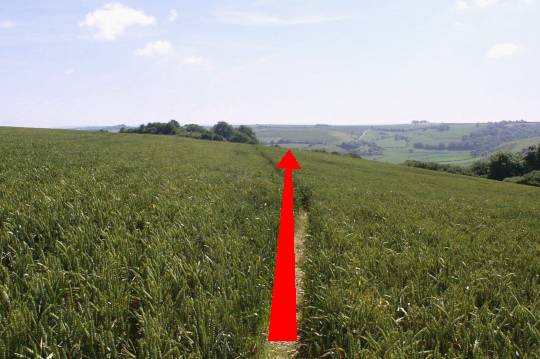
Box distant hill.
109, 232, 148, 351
253, 121, 540, 165
72, 124, 129, 133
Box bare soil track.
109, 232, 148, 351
266, 210, 308, 358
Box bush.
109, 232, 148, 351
237, 126, 258, 144
470, 160, 489, 177
123, 121, 258, 145
403, 145, 540, 186
403, 160, 469, 175
503, 170, 540, 187
184, 124, 207, 133
230, 131, 255, 144
487, 152, 523, 180
523, 145, 540, 172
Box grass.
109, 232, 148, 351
253, 125, 356, 145
373, 148, 477, 165
0, 128, 282, 357
1, 127, 539, 357
277, 150, 539, 357
493, 136, 540, 153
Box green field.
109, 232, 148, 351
493, 136, 540, 153
0, 128, 282, 357
1, 128, 539, 357
291, 151, 540, 357
254, 123, 540, 165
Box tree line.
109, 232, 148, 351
404, 144, 540, 187
120, 121, 258, 144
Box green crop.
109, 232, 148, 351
280, 149, 540, 357
1, 128, 539, 357
0, 128, 282, 358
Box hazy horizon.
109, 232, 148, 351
1, 0, 539, 128
2, 119, 537, 130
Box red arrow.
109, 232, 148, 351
268, 150, 301, 342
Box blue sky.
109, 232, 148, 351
0, 0, 538, 127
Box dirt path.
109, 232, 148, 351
266, 210, 308, 358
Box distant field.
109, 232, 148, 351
493, 136, 540, 153
254, 122, 540, 165
1, 128, 539, 357
375, 148, 477, 165
254, 125, 358, 146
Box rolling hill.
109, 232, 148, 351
0, 127, 539, 357
254, 122, 540, 165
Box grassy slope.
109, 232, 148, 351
283, 150, 539, 357
493, 136, 540, 153
0, 128, 282, 357
1, 128, 539, 357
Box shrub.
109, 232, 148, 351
523, 145, 540, 172
470, 160, 489, 177
403, 160, 469, 175
487, 152, 523, 180
237, 126, 258, 144
230, 131, 255, 144
123, 121, 258, 145
503, 170, 540, 187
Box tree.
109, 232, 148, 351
212, 121, 234, 140
523, 145, 540, 172
238, 125, 258, 143
184, 124, 206, 133
162, 121, 176, 135
229, 131, 252, 143
169, 119, 180, 128
470, 160, 489, 177
537, 145, 540, 169
487, 152, 523, 180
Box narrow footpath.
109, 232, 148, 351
266, 210, 309, 358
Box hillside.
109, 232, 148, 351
0, 128, 539, 357
254, 122, 540, 165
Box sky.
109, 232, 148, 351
0, 0, 539, 128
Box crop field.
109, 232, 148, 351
254, 126, 356, 146
0, 128, 283, 357
1, 128, 539, 357
286, 150, 540, 357
371, 148, 476, 166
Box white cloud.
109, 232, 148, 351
487, 43, 520, 58
168, 9, 178, 22
64, 69, 75, 76
216, 11, 348, 26
80, 3, 155, 41
135, 40, 174, 57
0, 19, 15, 29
